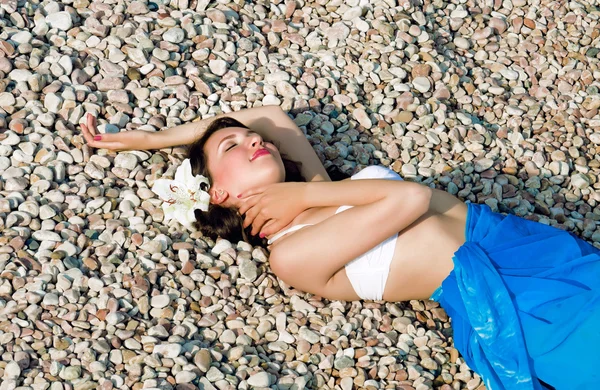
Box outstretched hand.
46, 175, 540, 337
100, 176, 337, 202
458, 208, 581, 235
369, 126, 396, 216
238, 182, 308, 238
80, 113, 148, 151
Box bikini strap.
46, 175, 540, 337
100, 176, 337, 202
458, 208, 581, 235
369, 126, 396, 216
267, 224, 313, 245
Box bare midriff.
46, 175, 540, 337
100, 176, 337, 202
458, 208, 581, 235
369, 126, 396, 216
279, 188, 468, 302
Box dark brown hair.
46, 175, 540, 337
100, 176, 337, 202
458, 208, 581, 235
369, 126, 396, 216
187, 117, 305, 246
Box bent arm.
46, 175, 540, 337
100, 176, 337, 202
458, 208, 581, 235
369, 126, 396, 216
148, 105, 330, 182
269, 179, 432, 297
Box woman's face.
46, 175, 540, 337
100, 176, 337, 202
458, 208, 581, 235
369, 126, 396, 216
204, 127, 285, 207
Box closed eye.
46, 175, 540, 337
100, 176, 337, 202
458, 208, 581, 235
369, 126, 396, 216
225, 143, 236, 151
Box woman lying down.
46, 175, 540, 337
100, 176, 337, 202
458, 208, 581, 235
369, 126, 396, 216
81, 106, 600, 390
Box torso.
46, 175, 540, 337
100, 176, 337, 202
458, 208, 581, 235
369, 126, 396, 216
268, 188, 468, 301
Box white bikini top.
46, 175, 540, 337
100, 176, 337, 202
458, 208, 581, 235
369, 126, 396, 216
267, 165, 404, 245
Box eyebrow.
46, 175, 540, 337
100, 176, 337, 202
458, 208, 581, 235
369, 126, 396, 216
217, 129, 257, 152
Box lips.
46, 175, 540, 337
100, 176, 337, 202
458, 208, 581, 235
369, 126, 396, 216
251, 148, 270, 161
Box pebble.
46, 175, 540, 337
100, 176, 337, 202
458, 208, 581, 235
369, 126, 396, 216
151, 294, 171, 308
247, 372, 271, 387
176, 371, 197, 384
153, 344, 182, 358
45, 12, 72, 31
413, 77, 431, 93
209, 59, 228, 76
0, 92, 15, 108
164, 28, 185, 44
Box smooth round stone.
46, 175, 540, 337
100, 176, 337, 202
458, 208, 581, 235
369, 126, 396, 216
127, 68, 141, 81
353, 108, 372, 128
2, 166, 24, 179
247, 372, 271, 387
59, 366, 81, 380
454, 37, 471, 49
1, 131, 20, 146
0, 92, 16, 108
209, 59, 228, 76
488, 86, 505, 95
114, 153, 138, 170
128, 48, 148, 65
571, 173, 590, 189
325, 22, 350, 40
45, 12, 73, 31
589, 133, 600, 144
176, 371, 197, 384
88, 277, 104, 292
11, 31, 33, 44
412, 77, 431, 93
298, 327, 320, 344
4, 361, 20, 379
8, 69, 32, 82
153, 344, 182, 358
44, 92, 63, 113
43, 293, 59, 305
474, 158, 494, 172
211, 239, 232, 255
334, 356, 355, 370
19, 201, 39, 217
151, 294, 171, 308
163, 28, 185, 43
108, 47, 127, 63
500, 68, 519, 80
206, 366, 225, 382
32, 230, 61, 242
194, 349, 212, 372
105, 312, 125, 325
239, 259, 258, 282
401, 164, 417, 176
124, 338, 141, 350
39, 205, 57, 220
264, 71, 290, 84
89, 362, 106, 373
342, 6, 363, 21
263, 94, 281, 105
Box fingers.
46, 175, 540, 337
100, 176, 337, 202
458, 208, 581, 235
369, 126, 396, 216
242, 205, 259, 229
237, 186, 265, 200
250, 214, 268, 236
238, 195, 260, 217
259, 219, 279, 238
87, 113, 96, 134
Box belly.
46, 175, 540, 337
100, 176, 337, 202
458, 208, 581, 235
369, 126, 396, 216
383, 193, 468, 301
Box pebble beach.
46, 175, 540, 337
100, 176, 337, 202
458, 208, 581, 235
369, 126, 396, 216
1, 0, 600, 389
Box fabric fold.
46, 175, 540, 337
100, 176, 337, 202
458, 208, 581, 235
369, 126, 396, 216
431, 203, 600, 390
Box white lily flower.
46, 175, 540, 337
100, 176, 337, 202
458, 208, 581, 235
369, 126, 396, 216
151, 159, 210, 229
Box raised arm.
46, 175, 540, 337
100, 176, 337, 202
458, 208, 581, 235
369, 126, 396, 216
81, 106, 330, 182
149, 105, 330, 182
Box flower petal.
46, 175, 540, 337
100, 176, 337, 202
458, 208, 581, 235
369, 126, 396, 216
175, 159, 193, 184
152, 179, 179, 201
186, 208, 198, 228
173, 207, 194, 229
195, 191, 211, 212
162, 203, 178, 222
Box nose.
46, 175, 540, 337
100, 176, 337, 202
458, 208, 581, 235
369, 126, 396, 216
249, 133, 263, 148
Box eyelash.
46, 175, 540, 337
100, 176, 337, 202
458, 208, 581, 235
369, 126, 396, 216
225, 143, 236, 151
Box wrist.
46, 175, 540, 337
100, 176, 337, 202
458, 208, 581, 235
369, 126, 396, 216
299, 182, 311, 210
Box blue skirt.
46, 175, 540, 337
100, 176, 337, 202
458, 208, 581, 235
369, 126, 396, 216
430, 203, 600, 390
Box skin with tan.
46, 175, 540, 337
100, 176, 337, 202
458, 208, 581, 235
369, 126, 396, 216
81, 107, 468, 302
